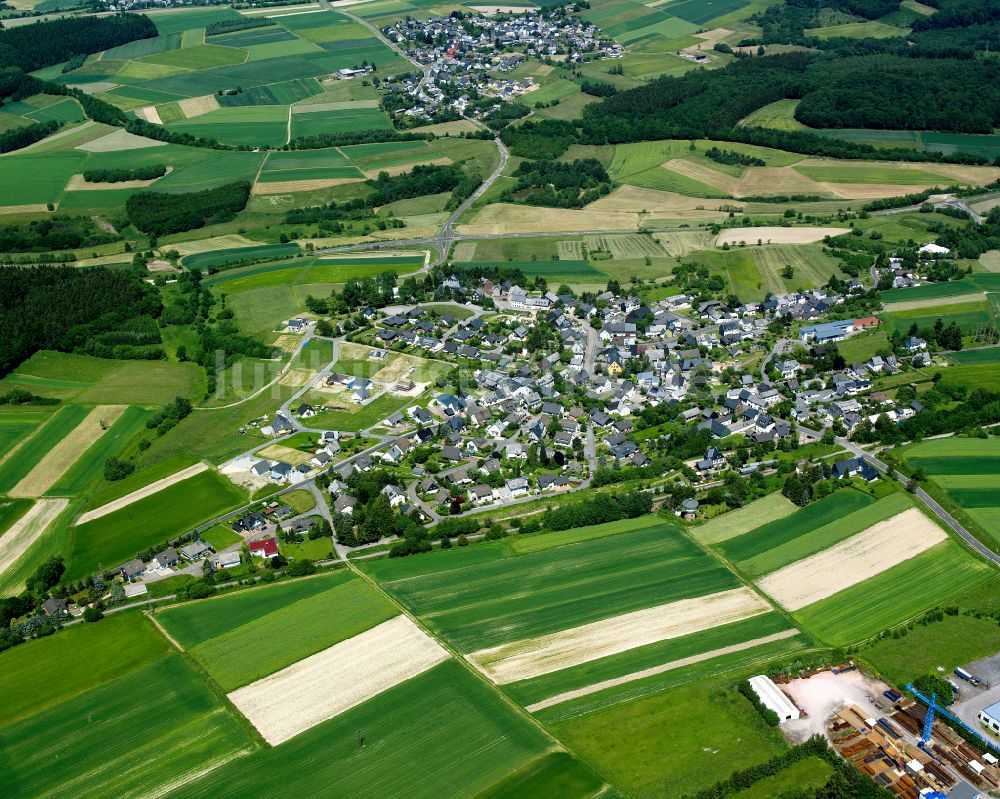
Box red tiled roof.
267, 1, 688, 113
250, 537, 279, 557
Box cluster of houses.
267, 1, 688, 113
380, 9, 621, 122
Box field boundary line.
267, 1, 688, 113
0, 405, 59, 470
525, 628, 801, 713
10, 404, 126, 498
147, 612, 185, 651
77, 462, 210, 525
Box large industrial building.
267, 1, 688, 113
748, 675, 800, 722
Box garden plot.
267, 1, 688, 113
9, 405, 125, 498
757, 508, 947, 611
469, 586, 770, 684
227, 614, 448, 745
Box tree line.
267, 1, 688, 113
83, 164, 167, 183
126, 181, 252, 235
541, 490, 653, 531
0, 215, 118, 253
205, 17, 274, 36
504, 158, 611, 208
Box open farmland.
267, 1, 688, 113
228, 614, 448, 744
0, 404, 92, 494
9, 405, 126, 497
693, 493, 797, 545
721, 491, 911, 578
756, 507, 948, 611
900, 436, 1000, 547
363, 520, 745, 654
0, 653, 253, 799
553, 678, 789, 797
470, 586, 771, 684
793, 538, 993, 645
167, 659, 561, 799
65, 468, 246, 581
159, 571, 398, 690
0, 612, 171, 725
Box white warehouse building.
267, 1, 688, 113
749, 675, 800, 722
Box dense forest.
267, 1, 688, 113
0, 266, 161, 375
578, 49, 1000, 148
0, 119, 57, 154
500, 118, 578, 159
205, 17, 274, 36
125, 182, 252, 235
0, 14, 156, 72
366, 163, 466, 205
0, 216, 119, 252
505, 158, 612, 208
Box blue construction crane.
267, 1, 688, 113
905, 682, 1000, 753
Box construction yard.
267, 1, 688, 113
765, 667, 1000, 798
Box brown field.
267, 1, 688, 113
469, 587, 770, 684
257, 444, 314, 466
10, 405, 126, 498
77, 129, 168, 152
757, 508, 947, 611
65, 167, 172, 191
362, 156, 453, 180
0, 204, 50, 214
227, 615, 448, 745
177, 94, 220, 119
716, 226, 849, 246
818, 182, 937, 200
251, 177, 363, 195
0, 499, 69, 579
979, 250, 1000, 272
134, 105, 163, 125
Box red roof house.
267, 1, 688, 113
853, 317, 880, 330
249, 537, 279, 559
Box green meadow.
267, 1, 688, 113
364, 522, 742, 652
168, 660, 554, 799
66, 469, 246, 581
1, 653, 253, 799
159, 571, 397, 690
0, 613, 170, 725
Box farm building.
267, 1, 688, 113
748, 675, 800, 722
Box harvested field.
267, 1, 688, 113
757, 508, 947, 611
257, 443, 313, 466
76, 462, 209, 524
818, 182, 936, 200
134, 105, 163, 125
0, 499, 68, 578
694, 493, 797, 545
663, 159, 834, 199
362, 156, 452, 179
177, 94, 220, 118
525, 628, 800, 712
0, 204, 50, 214
715, 226, 848, 246
469, 587, 770, 684
9, 405, 125, 498
76, 129, 167, 152
251, 176, 362, 194
882, 292, 986, 312
227, 614, 448, 745
653, 231, 715, 256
